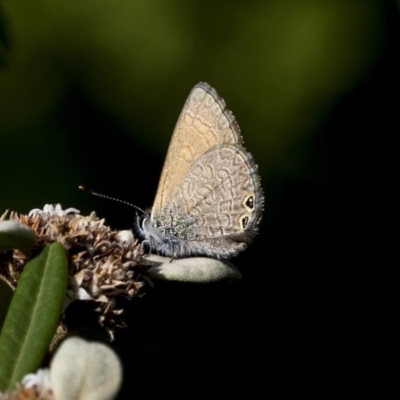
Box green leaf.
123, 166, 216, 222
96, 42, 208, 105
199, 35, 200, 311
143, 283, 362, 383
0, 243, 68, 391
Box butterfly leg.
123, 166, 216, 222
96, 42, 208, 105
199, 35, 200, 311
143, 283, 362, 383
166, 237, 175, 262
140, 238, 152, 254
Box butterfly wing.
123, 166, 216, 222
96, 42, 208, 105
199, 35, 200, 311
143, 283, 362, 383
161, 144, 264, 245
151, 82, 242, 219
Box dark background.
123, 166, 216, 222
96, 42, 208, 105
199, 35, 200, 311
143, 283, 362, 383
1, 1, 397, 397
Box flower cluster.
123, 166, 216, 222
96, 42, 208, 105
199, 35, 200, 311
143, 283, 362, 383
0, 205, 148, 340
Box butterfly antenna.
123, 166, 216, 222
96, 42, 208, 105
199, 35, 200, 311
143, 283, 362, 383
79, 185, 145, 214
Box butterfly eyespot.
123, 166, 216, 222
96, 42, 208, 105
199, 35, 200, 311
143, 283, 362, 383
240, 216, 249, 230
243, 194, 255, 211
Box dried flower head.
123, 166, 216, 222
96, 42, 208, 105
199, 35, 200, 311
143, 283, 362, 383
0, 204, 148, 340
0, 369, 53, 400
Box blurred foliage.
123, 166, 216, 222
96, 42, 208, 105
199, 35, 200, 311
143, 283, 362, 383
0, 1, 392, 209
0, 1, 398, 397
0, 5, 10, 67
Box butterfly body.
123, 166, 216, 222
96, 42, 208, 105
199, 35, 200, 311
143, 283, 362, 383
135, 82, 263, 259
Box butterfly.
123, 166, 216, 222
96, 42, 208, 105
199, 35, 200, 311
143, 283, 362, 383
134, 82, 263, 259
